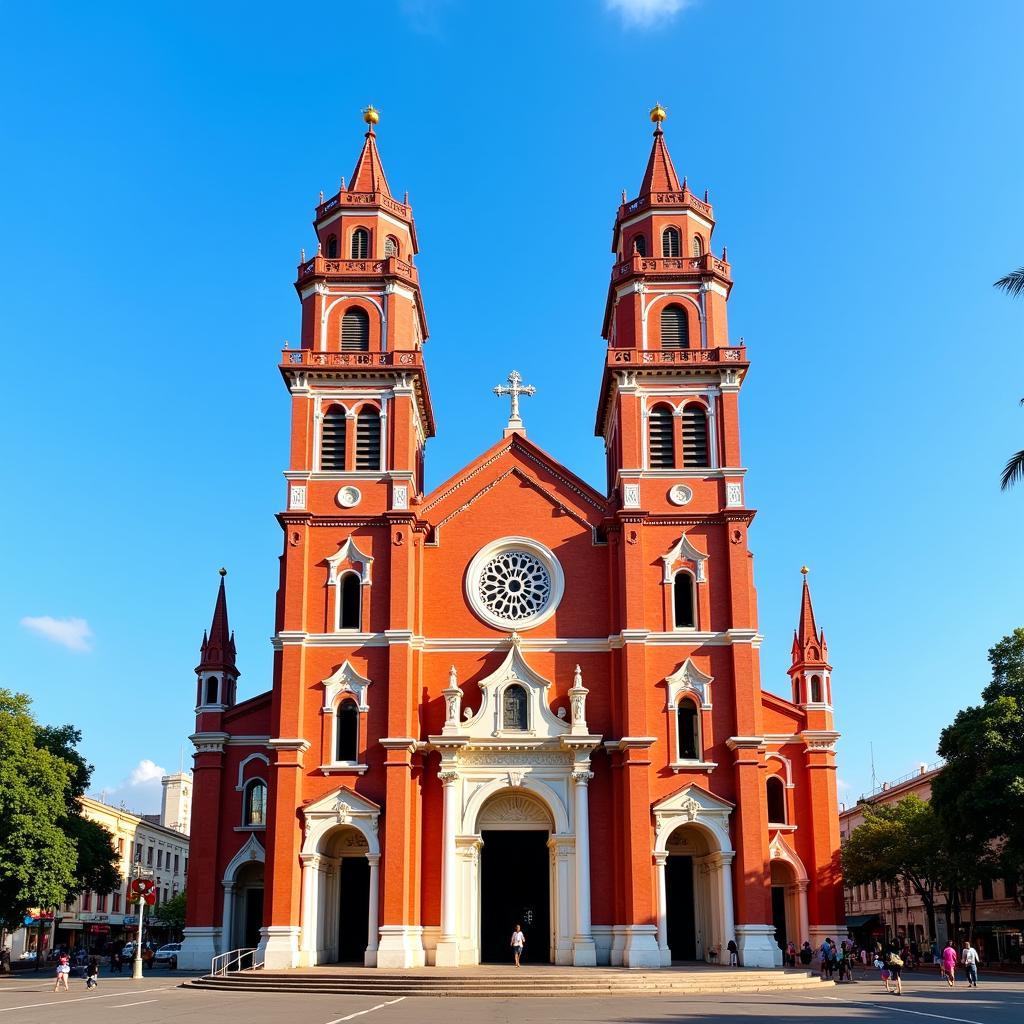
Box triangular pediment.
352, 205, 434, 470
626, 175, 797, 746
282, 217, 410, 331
653, 781, 735, 816
303, 785, 380, 818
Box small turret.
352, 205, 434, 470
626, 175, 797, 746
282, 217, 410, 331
195, 568, 239, 710
787, 567, 832, 711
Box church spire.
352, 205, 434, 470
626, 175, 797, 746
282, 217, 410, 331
347, 105, 392, 196
638, 103, 682, 195
197, 568, 237, 674
791, 566, 827, 664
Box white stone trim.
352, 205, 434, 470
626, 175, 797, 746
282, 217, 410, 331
320, 659, 372, 712
327, 536, 374, 585
661, 532, 708, 584
464, 537, 565, 632
665, 658, 714, 710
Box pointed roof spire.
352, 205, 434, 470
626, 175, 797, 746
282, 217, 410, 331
792, 566, 828, 665
197, 568, 238, 673
639, 102, 682, 195
348, 105, 392, 196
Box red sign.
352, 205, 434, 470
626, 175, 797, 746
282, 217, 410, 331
130, 879, 155, 896
144, 892, 156, 906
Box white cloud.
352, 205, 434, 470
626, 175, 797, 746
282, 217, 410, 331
20, 615, 94, 652
837, 778, 854, 792
606, 0, 696, 27
97, 759, 168, 816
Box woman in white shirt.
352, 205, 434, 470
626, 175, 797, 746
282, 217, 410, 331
511, 924, 526, 967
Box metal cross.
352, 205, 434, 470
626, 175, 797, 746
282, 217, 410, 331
493, 370, 536, 432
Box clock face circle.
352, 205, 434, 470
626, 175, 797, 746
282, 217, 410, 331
668, 484, 693, 506
337, 486, 362, 508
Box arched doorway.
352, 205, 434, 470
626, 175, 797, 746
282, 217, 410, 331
768, 837, 810, 961
233, 862, 264, 951
664, 824, 715, 962
477, 790, 554, 964
317, 825, 372, 963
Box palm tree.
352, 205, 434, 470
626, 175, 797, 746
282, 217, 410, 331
996, 269, 1024, 489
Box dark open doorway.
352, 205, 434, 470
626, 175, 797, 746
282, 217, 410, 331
337, 856, 370, 963
771, 885, 787, 953
666, 854, 696, 961
242, 888, 264, 950
480, 829, 550, 964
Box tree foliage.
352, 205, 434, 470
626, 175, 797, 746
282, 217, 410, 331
933, 628, 1024, 888
0, 691, 78, 931
157, 890, 187, 938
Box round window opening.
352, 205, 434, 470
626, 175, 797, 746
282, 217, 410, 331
466, 538, 564, 630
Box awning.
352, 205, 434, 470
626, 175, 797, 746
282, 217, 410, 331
845, 914, 879, 928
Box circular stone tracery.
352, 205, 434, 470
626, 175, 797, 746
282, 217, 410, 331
477, 550, 552, 622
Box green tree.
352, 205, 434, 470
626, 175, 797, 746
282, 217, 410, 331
933, 628, 1024, 896
841, 795, 945, 940
157, 890, 187, 939
0, 691, 78, 931
994, 269, 1024, 488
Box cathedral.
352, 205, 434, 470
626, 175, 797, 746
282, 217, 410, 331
179, 106, 844, 972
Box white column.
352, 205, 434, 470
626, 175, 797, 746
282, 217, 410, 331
435, 770, 460, 966
572, 770, 597, 966
365, 854, 380, 967
796, 880, 810, 949
717, 853, 736, 955
298, 856, 317, 965
222, 882, 236, 951
654, 852, 670, 966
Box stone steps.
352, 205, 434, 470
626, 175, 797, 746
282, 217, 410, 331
188, 968, 827, 998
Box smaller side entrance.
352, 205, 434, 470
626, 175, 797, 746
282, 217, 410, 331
666, 855, 696, 961
770, 885, 787, 953
480, 830, 550, 964
337, 856, 370, 963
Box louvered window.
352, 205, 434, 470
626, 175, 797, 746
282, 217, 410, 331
321, 407, 347, 470
692, 234, 704, 257
660, 304, 689, 349
355, 408, 382, 471
341, 308, 370, 351
648, 405, 675, 468
674, 572, 696, 628
662, 227, 681, 257
326, 234, 338, 258
384, 235, 399, 258
632, 234, 647, 256
351, 228, 369, 259
681, 404, 709, 467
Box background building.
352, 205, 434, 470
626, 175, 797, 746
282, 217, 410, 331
841, 764, 1023, 963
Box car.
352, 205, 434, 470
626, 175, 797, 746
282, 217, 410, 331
153, 943, 181, 969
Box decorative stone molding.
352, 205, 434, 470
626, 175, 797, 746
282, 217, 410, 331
567, 664, 591, 735
661, 533, 708, 584
622, 483, 641, 508
327, 536, 374, 585
392, 484, 408, 510
289, 485, 307, 510
190, 731, 230, 754
769, 833, 809, 882
441, 665, 462, 735
652, 782, 735, 855
725, 482, 743, 508
665, 658, 713, 710
321, 659, 372, 712
300, 786, 381, 857
464, 536, 564, 632
222, 832, 265, 883
800, 729, 840, 752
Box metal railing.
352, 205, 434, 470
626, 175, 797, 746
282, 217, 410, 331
210, 947, 262, 976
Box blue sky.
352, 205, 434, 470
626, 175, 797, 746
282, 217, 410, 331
2, 0, 1022, 812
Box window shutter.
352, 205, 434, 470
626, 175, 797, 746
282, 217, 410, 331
341, 308, 370, 351
355, 409, 381, 471
326, 235, 338, 258
384, 235, 398, 258
320, 408, 347, 470
351, 229, 369, 259
662, 227, 681, 257
692, 234, 703, 257
681, 404, 709, 467
660, 304, 688, 349
648, 406, 675, 468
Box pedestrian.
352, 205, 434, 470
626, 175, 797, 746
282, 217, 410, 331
875, 956, 892, 993
86, 955, 99, 990
53, 952, 71, 993
510, 924, 525, 967
786, 941, 797, 968
961, 940, 980, 988
725, 938, 738, 966
940, 941, 957, 987
799, 941, 813, 967
886, 943, 904, 996
111, 950, 121, 974
818, 938, 831, 979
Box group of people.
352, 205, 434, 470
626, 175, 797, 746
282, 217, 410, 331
52, 953, 100, 993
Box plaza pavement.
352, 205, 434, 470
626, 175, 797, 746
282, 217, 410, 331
1, 971, 1022, 1023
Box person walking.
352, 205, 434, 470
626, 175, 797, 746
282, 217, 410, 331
940, 941, 958, 987
53, 952, 71, 993
85, 955, 99, 990
961, 940, 980, 988
799, 941, 813, 967
727, 939, 739, 966
886, 942, 904, 996
510, 924, 525, 967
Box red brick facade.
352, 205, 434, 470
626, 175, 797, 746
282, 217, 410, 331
179, 111, 844, 972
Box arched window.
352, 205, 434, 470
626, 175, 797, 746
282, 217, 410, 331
632, 234, 647, 257
355, 407, 382, 471
321, 405, 347, 470
326, 234, 338, 259
677, 699, 700, 760
502, 684, 528, 730
338, 572, 361, 630
766, 776, 786, 824
205, 676, 218, 705
660, 303, 689, 349
648, 404, 675, 468
384, 235, 399, 258
351, 228, 369, 259
810, 675, 823, 703
662, 226, 681, 257
673, 571, 696, 629
341, 307, 370, 352
681, 404, 709, 467
692, 234, 704, 257
243, 780, 267, 826
335, 701, 359, 762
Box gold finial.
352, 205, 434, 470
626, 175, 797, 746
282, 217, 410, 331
219, 567, 227, 577
800, 565, 809, 576
362, 104, 380, 126
649, 102, 667, 124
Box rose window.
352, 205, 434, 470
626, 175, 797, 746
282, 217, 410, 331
476, 550, 552, 622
